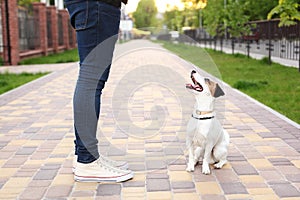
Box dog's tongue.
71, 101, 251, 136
186, 83, 194, 89
186, 83, 203, 92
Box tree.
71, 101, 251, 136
241, 0, 278, 21
164, 8, 184, 31
202, 0, 225, 37
268, 0, 300, 26
203, 0, 258, 38
224, 0, 252, 37
18, 0, 39, 7
132, 0, 158, 29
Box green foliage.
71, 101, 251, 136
132, 0, 158, 29
203, 0, 252, 37
164, 8, 198, 31
224, 0, 252, 37
260, 57, 272, 64
19, 49, 79, 65
202, 0, 224, 36
18, 0, 39, 7
0, 71, 48, 95
242, 0, 278, 21
233, 80, 268, 90
268, 0, 300, 27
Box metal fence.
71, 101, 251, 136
182, 19, 300, 69
46, 9, 53, 48
18, 7, 40, 51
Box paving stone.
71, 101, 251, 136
107, 147, 126, 156
41, 164, 61, 170
122, 181, 145, 187
146, 172, 169, 179
146, 160, 166, 170
214, 169, 239, 183
201, 195, 227, 200
96, 184, 121, 196
146, 179, 171, 192
286, 174, 300, 182
24, 127, 41, 134
33, 169, 58, 180
228, 155, 247, 162
268, 158, 292, 166
27, 180, 52, 187
257, 132, 276, 138
15, 147, 36, 155
220, 182, 248, 194
145, 147, 163, 152
231, 163, 258, 175
72, 190, 95, 197
167, 158, 186, 165
19, 187, 47, 200
270, 183, 300, 197
45, 185, 73, 198
128, 163, 145, 171
193, 171, 217, 182
3, 156, 28, 168
168, 165, 186, 171
171, 181, 195, 189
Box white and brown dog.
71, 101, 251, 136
185, 70, 229, 174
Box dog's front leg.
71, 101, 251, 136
202, 143, 214, 175
186, 140, 195, 172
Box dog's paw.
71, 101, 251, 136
202, 165, 211, 175
186, 164, 195, 172
214, 160, 227, 169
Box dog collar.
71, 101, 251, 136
192, 114, 214, 120
196, 110, 213, 115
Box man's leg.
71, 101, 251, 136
65, 0, 133, 182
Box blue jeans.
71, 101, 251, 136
65, 0, 120, 163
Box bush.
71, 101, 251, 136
233, 80, 268, 90
260, 56, 272, 65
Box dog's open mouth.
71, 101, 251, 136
186, 71, 203, 92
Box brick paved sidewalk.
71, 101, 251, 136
0, 40, 299, 200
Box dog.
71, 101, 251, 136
185, 70, 229, 174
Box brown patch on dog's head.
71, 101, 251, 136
205, 78, 225, 98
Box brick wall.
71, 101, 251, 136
1, 0, 20, 65
1, 0, 76, 65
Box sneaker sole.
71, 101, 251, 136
74, 172, 134, 183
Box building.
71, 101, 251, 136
40, 0, 64, 9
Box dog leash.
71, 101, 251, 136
192, 114, 215, 120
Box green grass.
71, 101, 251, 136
159, 41, 300, 124
19, 49, 79, 65
0, 72, 48, 95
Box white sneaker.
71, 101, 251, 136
72, 155, 128, 173
74, 158, 134, 182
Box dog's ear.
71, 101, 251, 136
214, 84, 225, 98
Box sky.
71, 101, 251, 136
124, 0, 184, 13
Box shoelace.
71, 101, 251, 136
94, 158, 127, 174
